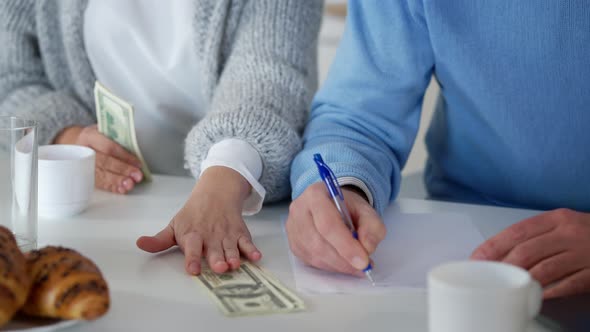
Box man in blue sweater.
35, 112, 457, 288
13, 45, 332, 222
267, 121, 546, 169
288, 1, 590, 298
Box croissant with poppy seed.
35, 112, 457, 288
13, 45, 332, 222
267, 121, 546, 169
22, 246, 109, 320
0, 226, 31, 327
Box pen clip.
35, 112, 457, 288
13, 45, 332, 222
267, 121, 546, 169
313, 154, 344, 200
314, 154, 357, 232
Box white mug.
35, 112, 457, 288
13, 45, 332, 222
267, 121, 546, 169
428, 261, 542, 332
38, 145, 95, 218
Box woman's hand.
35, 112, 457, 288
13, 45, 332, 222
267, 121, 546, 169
54, 125, 143, 194
136, 166, 262, 275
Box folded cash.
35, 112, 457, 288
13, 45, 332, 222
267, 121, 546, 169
94, 81, 152, 182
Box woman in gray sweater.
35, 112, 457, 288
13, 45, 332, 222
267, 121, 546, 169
0, 0, 322, 275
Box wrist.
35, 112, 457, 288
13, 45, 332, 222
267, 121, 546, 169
53, 126, 83, 144
342, 185, 370, 204
196, 166, 252, 204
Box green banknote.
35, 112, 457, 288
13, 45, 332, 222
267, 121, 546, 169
94, 81, 152, 182
195, 262, 305, 317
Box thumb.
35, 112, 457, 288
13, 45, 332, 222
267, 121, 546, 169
136, 225, 176, 253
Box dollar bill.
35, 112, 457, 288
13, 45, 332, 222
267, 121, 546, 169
94, 81, 152, 182
195, 262, 305, 317
249, 264, 305, 311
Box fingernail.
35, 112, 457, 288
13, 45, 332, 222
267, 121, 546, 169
228, 258, 240, 268
366, 235, 378, 252
131, 171, 143, 182
188, 262, 200, 275
117, 186, 126, 194
472, 251, 487, 260
123, 178, 133, 189
251, 251, 262, 261
214, 260, 228, 271
351, 256, 367, 270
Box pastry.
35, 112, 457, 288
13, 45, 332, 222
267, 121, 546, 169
23, 246, 109, 320
0, 226, 31, 327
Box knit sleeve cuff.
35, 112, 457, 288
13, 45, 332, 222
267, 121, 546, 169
337, 176, 375, 207
184, 109, 302, 203
290, 140, 402, 216
292, 160, 391, 216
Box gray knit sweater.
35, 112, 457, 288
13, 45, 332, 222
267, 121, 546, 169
0, 0, 322, 202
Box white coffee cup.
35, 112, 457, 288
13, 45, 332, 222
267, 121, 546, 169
428, 261, 542, 332
38, 145, 95, 218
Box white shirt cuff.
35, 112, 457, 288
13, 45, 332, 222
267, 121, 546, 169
336, 176, 374, 207
200, 139, 266, 216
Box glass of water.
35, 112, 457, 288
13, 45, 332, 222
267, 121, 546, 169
0, 116, 37, 251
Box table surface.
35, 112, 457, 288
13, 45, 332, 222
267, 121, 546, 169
37, 175, 552, 332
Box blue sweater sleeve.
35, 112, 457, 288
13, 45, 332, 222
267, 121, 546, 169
291, 0, 435, 215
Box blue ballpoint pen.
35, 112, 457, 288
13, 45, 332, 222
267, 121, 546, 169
313, 153, 376, 286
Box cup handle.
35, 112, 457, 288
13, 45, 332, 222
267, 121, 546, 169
528, 280, 543, 318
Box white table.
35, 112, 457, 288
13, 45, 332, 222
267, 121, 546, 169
38, 175, 551, 332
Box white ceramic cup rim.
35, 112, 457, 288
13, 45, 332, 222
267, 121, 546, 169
38, 144, 95, 164
428, 260, 532, 292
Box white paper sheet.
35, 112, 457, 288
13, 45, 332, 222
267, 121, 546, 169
286, 212, 485, 294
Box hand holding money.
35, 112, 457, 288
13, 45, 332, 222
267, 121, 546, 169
53, 124, 144, 194
94, 81, 152, 182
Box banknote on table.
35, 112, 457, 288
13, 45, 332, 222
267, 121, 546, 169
195, 261, 305, 317
93, 81, 152, 181
249, 263, 305, 312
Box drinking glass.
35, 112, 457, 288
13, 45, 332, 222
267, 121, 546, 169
0, 116, 37, 251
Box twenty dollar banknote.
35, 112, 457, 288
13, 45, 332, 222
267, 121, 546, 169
195, 262, 305, 317
94, 81, 152, 181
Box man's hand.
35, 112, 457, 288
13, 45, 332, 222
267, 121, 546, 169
54, 125, 143, 194
285, 182, 386, 276
471, 208, 590, 298
136, 166, 261, 275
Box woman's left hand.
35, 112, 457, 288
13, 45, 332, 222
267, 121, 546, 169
136, 166, 261, 275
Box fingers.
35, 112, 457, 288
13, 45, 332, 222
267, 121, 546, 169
286, 189, 365, 277
95, 161, 135, 194
294, 224, 365, 276
471, 212, 557, 261
285, 182, 382, 275
237, 236, 262, 262
205, 239, 229, 274
543, 268, 590, 299
287, 213, 362, 276
502, 231, 568, 269
471, 209, 590, 298
95, 152, 142, 194
74, 126, 143, 194
181, 232, 204, 275
96, 152, 143, 182
79, 126, 142, 167
529, 251, 585, 287
344, 189, 386, 255
204, 233, 261, 273
136, 225, 176, 253
223, 237, 241, 270
310, 187, 370, 270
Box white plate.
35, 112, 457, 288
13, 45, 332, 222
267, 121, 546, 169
1, 316, 80, 332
